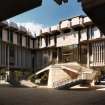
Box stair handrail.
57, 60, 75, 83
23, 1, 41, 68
53, 70, 83, 88
78, 70, 98, 80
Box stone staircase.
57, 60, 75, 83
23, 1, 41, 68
53, 79, 88, 89
20, 80, 37, 88
35, 62, 98, 89
53, 69, 98, 89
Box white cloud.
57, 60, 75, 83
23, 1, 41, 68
7, 19, 46, 37
17, 22, 45, 36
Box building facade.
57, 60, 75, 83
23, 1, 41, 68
0, 15, 104, 85
0, 21, 35, 83
35, 16, 105, 71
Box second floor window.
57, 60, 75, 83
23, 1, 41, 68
45, 37, 48, 47
10, 31, 13, 43
33, 39, 34, 48
7, 30, 13, 43
26, 37, 30, 48
91, 26, 95, 38
17, 34, 22, 45
40, 37, 42, 46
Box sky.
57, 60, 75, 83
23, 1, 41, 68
9, 0, 85, 36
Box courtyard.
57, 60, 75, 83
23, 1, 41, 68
0, 87, 105, 105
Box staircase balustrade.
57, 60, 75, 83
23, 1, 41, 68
53, 70, 97, 89
53, 78, 72, 88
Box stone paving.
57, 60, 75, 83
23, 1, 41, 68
0, 87, 105, 105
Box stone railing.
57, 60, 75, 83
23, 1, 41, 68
53, 78, 71, 88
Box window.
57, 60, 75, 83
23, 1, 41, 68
26, 37, 30, 48
17, 34, 22, 45
89, 44, 92, 56
9, 46, 15, 66
10, 46, 15, 57
91, 26, 94, 38
45, 37, 48, 47
7, 30, 13, 43
20, 35, 22, 45
33, 39, 34, 48
91, 26, 100, 39
25, 36, 30, 48
40, 37, 42, 46
38, 37, 40, 47
10, 31, 13, 43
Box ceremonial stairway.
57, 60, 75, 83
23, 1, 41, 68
35, 62, 98, 89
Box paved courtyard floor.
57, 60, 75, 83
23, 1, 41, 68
0, 87, 105, 105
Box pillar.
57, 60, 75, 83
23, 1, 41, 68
6, 70, 10, 82
47, 68, 54, 88
87, 42, 90, 68
49, 49, 52, 63
56, 48, 59, 63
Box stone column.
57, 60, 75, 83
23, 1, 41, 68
6, 70, 10, 82
49, 49, 52, 63
87, 42, 90, 68
47, 68, 54, 88
56, 48, 59, 63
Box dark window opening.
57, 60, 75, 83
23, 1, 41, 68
26, 36, 30, 48
17, 34, 22, 46
10, 31, 13, 43
45, 37, 48, 47
9, 46, 15, 66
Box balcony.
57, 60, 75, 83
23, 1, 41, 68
83, 16, 93, 26
41, 27, 51, 35
0, 21, 8, 27
90, 62, 105, 67
71, 16, 83, 29
56, 34, 77, 47
51, 24, 60, 34
19, 26, 27, 34
27, 31, 33, 38
9, 22, 18, 31
56, 30, 79, 47
60, 20, 71, 31
56, 33, 79, 47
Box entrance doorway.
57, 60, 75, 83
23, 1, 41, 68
80, 44, 87, 64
